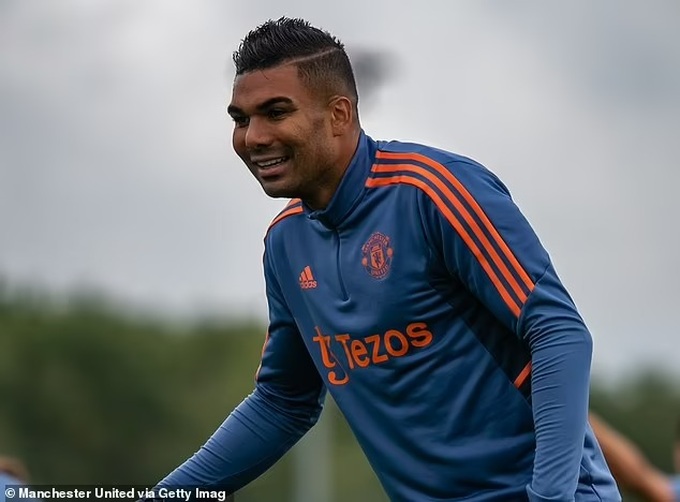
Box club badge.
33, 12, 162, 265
361, 232, 393, 280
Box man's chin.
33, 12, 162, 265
260, 182, 298, 200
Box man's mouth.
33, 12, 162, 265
252, 156, 290, 169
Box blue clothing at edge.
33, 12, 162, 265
1, 473, 40, 502
156, 132, 620, 501
672, 475, 680, 500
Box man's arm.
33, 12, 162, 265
589, 413, 676, 502
153, 246, 325, 494
517, 263, 593, 502
419, 157, 595, 501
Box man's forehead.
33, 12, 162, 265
231, 64, 303, 101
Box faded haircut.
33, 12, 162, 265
233, 17, 359, 106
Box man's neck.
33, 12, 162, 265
305, 128, 362, 210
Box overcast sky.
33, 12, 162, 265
1, 0, 678, 379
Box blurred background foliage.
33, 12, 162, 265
0, 278, 677, 502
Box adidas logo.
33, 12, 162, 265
299, 266, 317, 290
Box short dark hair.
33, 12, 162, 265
233, 17, 359, 105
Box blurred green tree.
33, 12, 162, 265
1, 281, 677, 501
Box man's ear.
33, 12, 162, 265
328, 96, 354, 136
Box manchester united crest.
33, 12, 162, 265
361, 232, 393, 279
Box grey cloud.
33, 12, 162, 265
0, 0, 678, 376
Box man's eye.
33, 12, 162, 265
268, 109, 287, 120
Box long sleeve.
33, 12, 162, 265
521, 266, 592, 501
154, 245, 325, 494
419, 157, 592, 501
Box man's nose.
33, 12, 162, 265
244, 117, 273, 149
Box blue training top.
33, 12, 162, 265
156, 132, 620, 501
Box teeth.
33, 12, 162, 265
256, 157, 287, 168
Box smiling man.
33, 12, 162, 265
227, 47, 360, 210
150, 17, 620, 501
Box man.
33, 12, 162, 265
589, 413, 680, 501
153, 17, 620, 501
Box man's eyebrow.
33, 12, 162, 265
256, 97, 294, 111
226, 97, 294, 116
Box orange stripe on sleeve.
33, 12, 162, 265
372, 162, 529, 305
366, 175, 522, 317
267, 200, 304, 232
513, 362, 531, 388
376, 152, 535, 292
